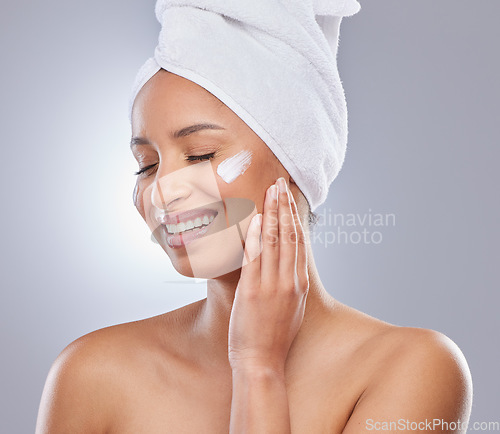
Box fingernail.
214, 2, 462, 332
277, 177, 287, 193
255, 213, 262, 227
268, 184, 278, 200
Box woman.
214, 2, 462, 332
36, 0, 472, 432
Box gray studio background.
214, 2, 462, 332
1, 0, 498, 432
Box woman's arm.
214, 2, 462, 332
230, 365, 291, 433
228, 177, 309, 433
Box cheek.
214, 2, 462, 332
214, 158, 276, 215
213, 162, 256, 201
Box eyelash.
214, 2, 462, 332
134, 152, 216, 176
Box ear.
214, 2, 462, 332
290, 176, 297, 185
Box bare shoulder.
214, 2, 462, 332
370, 323, 473, 398
330, 302, 472, 378
332, 303, 473, 433
36, 300, 203, 434
35, 325, 116, 433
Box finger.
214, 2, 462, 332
260, 183, 279, 285
289, 190, 308, 291
277, 177, 297, 280
241, 213, 262, 282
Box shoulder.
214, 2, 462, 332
328, 303, 472, 389
320, 303, 472, 432
35, 322, 135, 433
35, 310, 189, 434
345, 324, 473, 433
373, 326, 473, 394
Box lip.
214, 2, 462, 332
164, 224, 208, 248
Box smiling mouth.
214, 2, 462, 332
165, 213, 216, 235
158, 207, 220, 248
155, 198, 255, 249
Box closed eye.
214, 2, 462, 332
134, 163, 158, 176
185, 152, 216, 162
134, 153, 216, 176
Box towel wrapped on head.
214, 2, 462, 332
129, 0, 361, 212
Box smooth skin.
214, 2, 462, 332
36, 70, 473, 433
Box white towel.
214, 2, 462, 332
129, 0, 361, 212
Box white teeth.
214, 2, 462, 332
166, 214, 216, 234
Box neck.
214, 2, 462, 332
191, 239, 337, 372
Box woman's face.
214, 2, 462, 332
131, 69, 289, 278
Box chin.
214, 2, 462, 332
168, 241, 245, 279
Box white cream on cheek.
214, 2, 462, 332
216, 150, 252, 183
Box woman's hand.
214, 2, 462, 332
228, 177, 309, 374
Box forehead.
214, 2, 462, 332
133, 70, 223, 119
131, 70, 257, 143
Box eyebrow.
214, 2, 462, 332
130, 123, 225, 147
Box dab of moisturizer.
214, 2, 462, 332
217, 150, 252, 183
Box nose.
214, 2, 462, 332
151, 165, 192, 212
